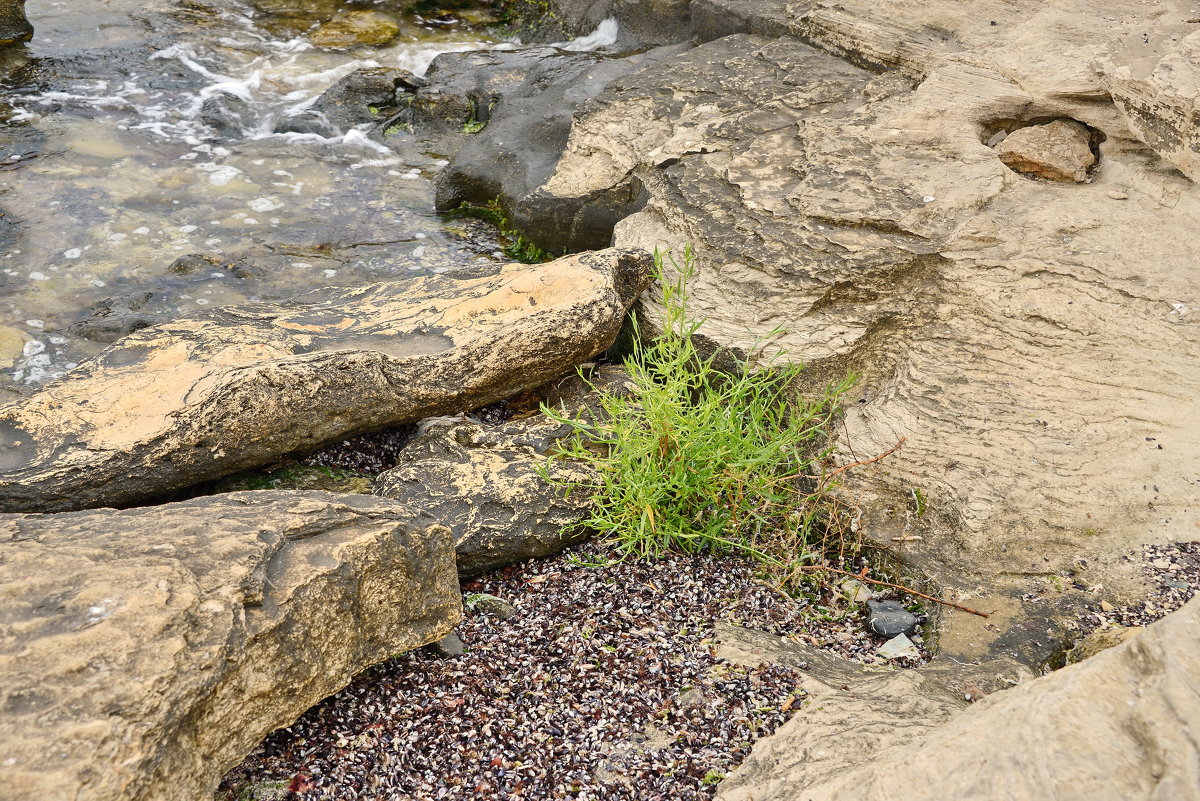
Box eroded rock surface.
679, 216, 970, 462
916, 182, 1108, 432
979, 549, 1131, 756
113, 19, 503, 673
430, 0, 1200, 665
0, 249, 653, 512
376, 366, 636, 574
0, 491, 460, 801
720, 596, 1200, 801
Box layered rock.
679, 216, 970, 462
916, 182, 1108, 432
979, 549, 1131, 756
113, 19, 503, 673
0, 491, 460, 801
719, 596, 1200, 801
376, 415, 594, 574
0, 249, 653, 512
375, 366, 636, 574
425, 0, 1200, 664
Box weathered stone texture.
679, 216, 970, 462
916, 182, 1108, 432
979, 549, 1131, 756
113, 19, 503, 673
0, 491, 460, 801
719, 597, 1200, 801
0, 249, 653, 512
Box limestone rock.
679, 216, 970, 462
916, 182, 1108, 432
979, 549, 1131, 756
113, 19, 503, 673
0, 0, 31, 46
309, 10, 400, 49
720, 596, 1200, 801
0, 249, 653, 512
375, 414, 596, 575
422, 0, 1200, 668
0, 491, 460, 801
278, 67, 413, 137
1097, 26, 1200, 184
995, 119, 1096, 182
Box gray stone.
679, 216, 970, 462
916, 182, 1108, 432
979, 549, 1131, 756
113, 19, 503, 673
428, 631, 466, 658
866, 600, 919, 638
0, 491, 460, 801
0, 249, 653, 512
466, 592, 517, 620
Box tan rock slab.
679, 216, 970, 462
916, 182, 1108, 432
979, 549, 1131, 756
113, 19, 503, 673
0, 490, 460, 801
720, 595, 1200, 801
0, 249, 653, 512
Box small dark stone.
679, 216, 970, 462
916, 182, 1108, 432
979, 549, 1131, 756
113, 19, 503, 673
866, 600, 919, 638
169, 253, 224, 275
273, 110, 338, 138
427, 632, 465, 659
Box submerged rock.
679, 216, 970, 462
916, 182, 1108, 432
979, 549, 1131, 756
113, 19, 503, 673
0, 491, 460, 801
65, 291, 162, 344
0, 249, 653, 512
309, 10, 400, 49
0, 0, 31, 47
995, 119, 1095, 182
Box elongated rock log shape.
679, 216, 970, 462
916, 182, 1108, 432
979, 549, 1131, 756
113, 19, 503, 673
0, 491, 460, 801
0, 249, 653, 512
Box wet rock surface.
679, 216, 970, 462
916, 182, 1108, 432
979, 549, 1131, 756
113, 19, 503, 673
0, 491, 460, 801
0, 249, 653, 512
0, 0, 31, 46
309, 10, 401, 49
994, 119, 1096, 182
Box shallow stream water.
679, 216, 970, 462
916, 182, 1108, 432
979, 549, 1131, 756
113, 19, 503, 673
0, 0, 511, 389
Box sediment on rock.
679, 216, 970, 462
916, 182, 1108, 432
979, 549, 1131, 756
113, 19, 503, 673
375, 366, 637, 574
0, 249, 653, 513
0, 491, 460, 801
423, 0, 1200, 671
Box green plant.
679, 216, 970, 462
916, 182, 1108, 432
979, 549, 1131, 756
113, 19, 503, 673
446, 199, 556, 263
701, 770, 726, 787
462, 118, 487, 134
542, 249, 858, 587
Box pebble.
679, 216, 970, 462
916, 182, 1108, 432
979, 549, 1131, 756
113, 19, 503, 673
220, 542, 927, 800
866, 600, 919, 638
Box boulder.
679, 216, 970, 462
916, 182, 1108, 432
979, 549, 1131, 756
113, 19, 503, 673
375, 365, 636, 574
308, 10, 400, 49
421, 43, 686, 250
0, 491, 460, 801
0, 0, 30, 47
278, 67, 415, 137
719, 595, 1200, 801
994, 119, 1096, 182
375, 415, 594, 575
421, 0, 1200, 666
0, 249, 653, 512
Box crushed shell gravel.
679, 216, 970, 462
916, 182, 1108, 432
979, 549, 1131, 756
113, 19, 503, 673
220, 542, 924, 801
1078, 541, 1199, 632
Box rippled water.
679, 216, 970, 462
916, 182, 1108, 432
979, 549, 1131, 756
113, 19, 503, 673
0, 0, 509, 388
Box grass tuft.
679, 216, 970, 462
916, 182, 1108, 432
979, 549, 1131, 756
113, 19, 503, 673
542, 249, 860, 591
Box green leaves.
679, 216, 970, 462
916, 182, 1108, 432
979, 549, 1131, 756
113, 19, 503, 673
543, 249, 857, 583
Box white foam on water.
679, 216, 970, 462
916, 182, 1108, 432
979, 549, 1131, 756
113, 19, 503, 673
557, 18, 619, 51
